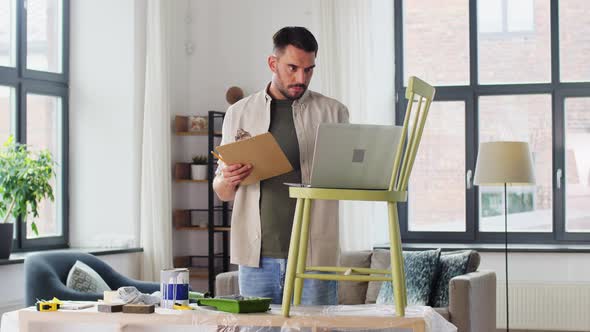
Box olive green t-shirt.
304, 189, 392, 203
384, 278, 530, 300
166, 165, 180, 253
260, 99, 302, 258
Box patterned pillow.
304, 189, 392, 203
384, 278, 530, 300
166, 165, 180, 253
66, 260, 111, 293
430, 250, 479, 307
376, 249, 441, 306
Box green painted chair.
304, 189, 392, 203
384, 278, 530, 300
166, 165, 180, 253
281, 76, 435, 317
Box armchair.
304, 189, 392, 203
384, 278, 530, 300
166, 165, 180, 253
24, 251, 159, 306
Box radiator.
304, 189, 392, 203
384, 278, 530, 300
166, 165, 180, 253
496, 282, 590, 331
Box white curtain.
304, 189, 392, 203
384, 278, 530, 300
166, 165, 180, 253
314, 0, 395, 251
140, 0, 173, 281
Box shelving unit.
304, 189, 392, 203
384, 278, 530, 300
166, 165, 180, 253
172, 111, 231, 294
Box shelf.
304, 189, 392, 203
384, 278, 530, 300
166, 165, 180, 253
173, 209, 231, 230
173, 115, 222, 137
188, 267, 209, 280
188, 208, 232, 212
175, 226, 231, 232
175, 131, 222, 136
186, 266, 226, 280
175, 179, 208, 183
173, 255, 226, 280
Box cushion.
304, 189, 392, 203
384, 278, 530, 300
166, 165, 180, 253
375, 249, 441, 306
338, 251, 372, 304
430, 250, 480, 307
365, 249, 392, 304
66, 260, 111, 293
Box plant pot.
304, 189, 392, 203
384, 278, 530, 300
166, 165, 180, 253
191, 165, 208, 180
0, 223, 14, 259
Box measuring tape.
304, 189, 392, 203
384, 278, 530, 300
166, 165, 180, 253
36, 302, 60, 312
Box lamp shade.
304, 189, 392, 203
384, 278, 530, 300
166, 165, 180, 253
474, 141, 536, 186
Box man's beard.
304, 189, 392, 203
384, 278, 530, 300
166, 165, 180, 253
278, 84, 307, 100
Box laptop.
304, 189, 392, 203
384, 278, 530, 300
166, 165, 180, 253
286, 123, 402, 190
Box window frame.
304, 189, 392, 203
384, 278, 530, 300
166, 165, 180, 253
395, 0, 590, 244
1, 0, 69, 251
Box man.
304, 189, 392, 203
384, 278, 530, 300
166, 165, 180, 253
213, 27, 349, 305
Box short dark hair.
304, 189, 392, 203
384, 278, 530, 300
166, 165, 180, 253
273, 26, 318, 55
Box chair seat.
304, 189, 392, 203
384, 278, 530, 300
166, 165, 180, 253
289, 187, 407, 202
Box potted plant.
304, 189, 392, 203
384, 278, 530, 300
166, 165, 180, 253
191, 155, 208, 180
0, 136, 55, 259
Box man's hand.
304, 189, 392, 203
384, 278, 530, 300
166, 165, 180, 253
213, 163, 253, 201
222, 164, 253, 187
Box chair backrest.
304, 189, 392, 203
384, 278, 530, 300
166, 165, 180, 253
388, 76, 435, 192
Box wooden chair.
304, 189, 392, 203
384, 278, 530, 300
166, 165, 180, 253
281, 76, 435, 317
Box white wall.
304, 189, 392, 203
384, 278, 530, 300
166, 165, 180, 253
185, 0, 317, 113
68, 0, 143, 248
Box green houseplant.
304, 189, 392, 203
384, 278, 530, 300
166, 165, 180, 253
0, 136, 55, 258
191, 155, 208, 180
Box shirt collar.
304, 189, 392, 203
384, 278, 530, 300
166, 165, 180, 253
264, 82, 311, 106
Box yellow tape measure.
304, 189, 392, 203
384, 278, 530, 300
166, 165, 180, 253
36, 302, 60, 312
173, 303, 192, 310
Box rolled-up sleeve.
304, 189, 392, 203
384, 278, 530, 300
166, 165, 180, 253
340, 106, 350, 124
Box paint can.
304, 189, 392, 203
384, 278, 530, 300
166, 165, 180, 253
160, 268, 190, 309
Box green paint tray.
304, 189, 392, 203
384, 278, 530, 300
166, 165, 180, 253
196, 296, 272, 313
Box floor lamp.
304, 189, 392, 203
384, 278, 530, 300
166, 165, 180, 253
474, 141, 536, 332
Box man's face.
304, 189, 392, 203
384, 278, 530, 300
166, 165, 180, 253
269, 45, 316, 100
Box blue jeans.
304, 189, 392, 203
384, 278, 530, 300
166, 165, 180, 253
239, 257, 338, 305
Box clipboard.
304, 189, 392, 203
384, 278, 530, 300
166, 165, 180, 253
215, 133, 294, 185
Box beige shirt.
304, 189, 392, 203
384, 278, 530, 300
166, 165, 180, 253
217, 86, 349, 267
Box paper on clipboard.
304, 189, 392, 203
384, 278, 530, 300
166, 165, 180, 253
215, 133, 293, 185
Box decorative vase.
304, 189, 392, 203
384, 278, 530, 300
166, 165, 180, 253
0, 223, 14, 259
191, 165, 207, 180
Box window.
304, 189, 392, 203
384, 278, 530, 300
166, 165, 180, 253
395, 0, 590, 244
559, 0, 590, 82
0, 0, 16, 67
478, 0, 550, 84
25, 93, 64, 239
478, 0, 535, 34
409, 101, 466, 232
565, 97, 590, 233
0, 0, 69, 251
26, 0, 63, 73
0, 85, 15, 141
478, 95, 552, 232
403, 0, 470, 86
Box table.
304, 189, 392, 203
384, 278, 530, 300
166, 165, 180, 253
1, 304, 457, 332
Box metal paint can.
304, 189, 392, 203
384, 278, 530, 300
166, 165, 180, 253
160, 268, 190, 309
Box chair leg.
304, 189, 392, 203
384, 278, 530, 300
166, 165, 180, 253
387, 202, 406, 317
282, 198, 305, 317
394, 216, 407, 309
293, 198, 312, 305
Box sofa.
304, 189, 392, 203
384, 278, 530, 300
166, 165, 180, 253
24, 251, 160, 306
215, 249, 496, 332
